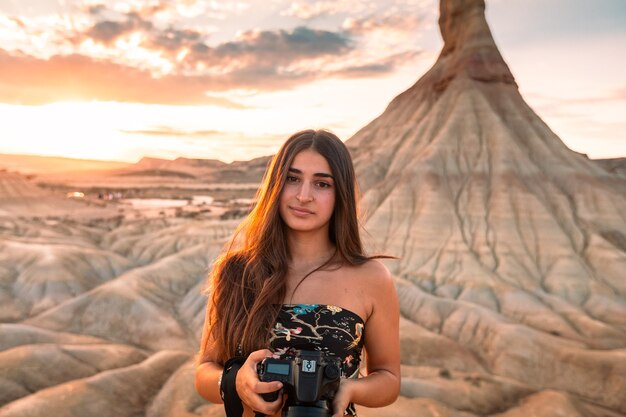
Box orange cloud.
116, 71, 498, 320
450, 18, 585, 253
0, 49, 243, 107
0, 0, 426, 107
0, 21, 366, 106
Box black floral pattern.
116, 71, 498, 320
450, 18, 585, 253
268, 304, 365, 416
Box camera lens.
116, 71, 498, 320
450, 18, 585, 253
283, 405, 332, 417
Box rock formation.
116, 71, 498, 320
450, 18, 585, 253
594, 157, 626, 178
0, 215, 233, 417
348, 0, 626, 414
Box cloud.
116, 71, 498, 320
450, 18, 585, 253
73, 4, 351, 70
280, 2, 346, 20
333, 50, 422, 78
85, 4, 107, 16
206, 26, 351, 64
0, 18, 363, 106
85, 14, 153, 44
0, 1, 425, 106
342, 11, 429, 36
75, 5, 170, 46
149, 27, 203, 51
9, 16, 26, 29
526, 88, 626, 106
0, 35, 353, 107
84, 1, 171, 19
83, 1, 249, 22
75, 2, 203, 48
0, 48, 244, 107
119, 126, 286, 160
523, 87, 626, 124
121, 127, 223, 137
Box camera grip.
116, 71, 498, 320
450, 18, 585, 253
261, 390, 280, 402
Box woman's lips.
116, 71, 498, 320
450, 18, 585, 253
289, 206, 314, 215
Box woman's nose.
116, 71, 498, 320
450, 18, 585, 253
297, 182, 313, 202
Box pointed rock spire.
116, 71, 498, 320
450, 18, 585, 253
436, 0, 516, 86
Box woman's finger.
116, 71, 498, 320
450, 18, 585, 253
237, 349, 283, 414
332, 379, 353, 417
254, 380, 283, 394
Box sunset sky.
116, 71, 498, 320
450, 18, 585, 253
0, 0, 624, 163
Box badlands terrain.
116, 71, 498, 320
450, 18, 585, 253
1, 0, 625, 416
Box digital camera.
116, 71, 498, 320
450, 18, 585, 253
257, 350, 341, 417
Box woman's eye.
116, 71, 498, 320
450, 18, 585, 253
316, 181, 332, 188
286, 176, 299, 183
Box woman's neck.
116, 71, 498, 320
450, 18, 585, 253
286, 229, 336, 271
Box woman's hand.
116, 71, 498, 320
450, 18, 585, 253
332, 378, 355, 417
236, 349, 284, 416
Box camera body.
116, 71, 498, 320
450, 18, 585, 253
258, 350, 341, 417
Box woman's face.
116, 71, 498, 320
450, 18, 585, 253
279, 149, 336, 234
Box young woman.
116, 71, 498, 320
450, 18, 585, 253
195, 130, 400, 417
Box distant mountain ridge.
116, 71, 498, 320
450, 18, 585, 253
111, 155, 270, 184
0, 153, 131, 174
0, 153, 271, 188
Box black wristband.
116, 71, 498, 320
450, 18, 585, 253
221, 356, 245, 417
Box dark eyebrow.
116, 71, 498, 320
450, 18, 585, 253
288, 167, 334, 180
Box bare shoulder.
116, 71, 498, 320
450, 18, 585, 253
344, 259, 395, 320
353, 258, 393, 286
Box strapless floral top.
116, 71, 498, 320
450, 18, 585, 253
268, 304, 365, 416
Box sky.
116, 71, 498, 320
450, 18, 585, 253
0, 0, 624, 163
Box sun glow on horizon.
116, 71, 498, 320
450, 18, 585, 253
0, 100, 293, 163
1, 101, 140, 162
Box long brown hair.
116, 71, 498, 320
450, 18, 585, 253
199, 129, 372, 364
